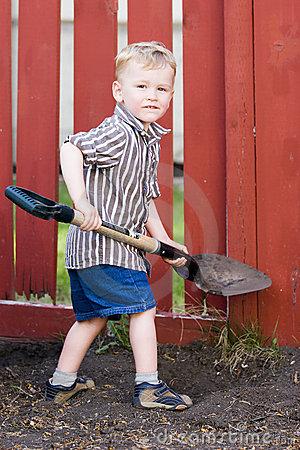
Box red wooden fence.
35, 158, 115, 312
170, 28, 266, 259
254, 0, 300, 344
16, 0, 60, 299
224, 0, 258, 326
0, 0, 299, 346
183, 0, 226, 315
0, 0, 14, 300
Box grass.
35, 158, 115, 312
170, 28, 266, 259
56, 181, 72, 303
215, 321, 282, 374
172, 180, 185, 310
56, 179, 185, 309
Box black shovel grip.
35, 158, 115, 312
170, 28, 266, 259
158, 242, 203, 283
4, 185, 75, 223
157, 241, 189, 260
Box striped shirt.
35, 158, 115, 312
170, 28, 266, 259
64, 102, 170, 274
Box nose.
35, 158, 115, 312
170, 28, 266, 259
146, 88, 157, 101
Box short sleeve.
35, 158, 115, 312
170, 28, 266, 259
150, 174, 161, 199
148, 144, 161, 199
65, 121, 127, 169
150, 177, 161, 198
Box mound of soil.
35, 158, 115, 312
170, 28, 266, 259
0, 337, 299, 449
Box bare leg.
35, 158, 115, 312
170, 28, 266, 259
129, 307, 193, 409
129, 307, 157, 373
57, 317, 108, 373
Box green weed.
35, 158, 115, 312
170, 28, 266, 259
94, 318, 131, 354
215, 321, 282, 374
95, 339, 119, 355
106, 316, 131, 351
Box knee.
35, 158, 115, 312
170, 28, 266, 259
78, 317, 107, 333
130, 306, 156, 320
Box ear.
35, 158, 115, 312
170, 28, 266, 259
112, 81, 123, 103
167, 89, 174, 107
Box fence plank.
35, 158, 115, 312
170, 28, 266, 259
128, 0, 173, 311
0, 300, 222, 344
224, 0, 258, 327
183, 0, 226, 314
155, 311, 223, 345
74, 0, 118, 132
254, 0, 300, 345
16, 0, 60, 300
0, 301, 75, 340
0, 0, 14, 299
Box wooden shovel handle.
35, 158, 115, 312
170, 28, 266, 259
71, 210, 160, 254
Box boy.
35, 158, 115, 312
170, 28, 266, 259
46, 42, 192, 410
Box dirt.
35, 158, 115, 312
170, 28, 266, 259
0, 335, 299, 450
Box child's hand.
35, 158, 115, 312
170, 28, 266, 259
163, 240, 189, 268
74, 198, 102, 231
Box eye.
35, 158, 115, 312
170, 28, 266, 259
137, 84, 146, 89
158, 87, 167, 92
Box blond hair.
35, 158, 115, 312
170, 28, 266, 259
115, 41, 176, 80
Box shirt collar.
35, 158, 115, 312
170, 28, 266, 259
114, 102, 171, 143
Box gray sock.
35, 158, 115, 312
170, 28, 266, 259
50, 368, 78, 387
135, 370, 159, 385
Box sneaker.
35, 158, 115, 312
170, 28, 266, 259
132, 381, 193, 410
45, 376, 95, 404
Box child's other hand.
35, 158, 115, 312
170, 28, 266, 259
74, 198, 102, 231
163, 240, 189, 268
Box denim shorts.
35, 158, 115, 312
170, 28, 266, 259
68, 265, 157, 322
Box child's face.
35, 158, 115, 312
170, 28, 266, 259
112, 60, 174, 130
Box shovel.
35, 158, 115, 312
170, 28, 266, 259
5, 185, 271, 296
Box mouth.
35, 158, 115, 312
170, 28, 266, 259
143, 105, 159, 110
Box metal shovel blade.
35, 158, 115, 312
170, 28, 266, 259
175, 253, 272, 296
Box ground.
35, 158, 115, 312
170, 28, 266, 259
0, 337, 299, 449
